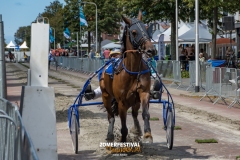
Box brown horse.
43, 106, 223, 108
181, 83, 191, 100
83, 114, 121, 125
100, 11, 156, 143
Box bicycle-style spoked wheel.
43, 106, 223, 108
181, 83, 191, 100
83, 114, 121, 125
70, 110, 78, 154
166, 109, 174, 150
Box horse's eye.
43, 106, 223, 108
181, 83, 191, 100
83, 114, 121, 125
132, 30, 137, 36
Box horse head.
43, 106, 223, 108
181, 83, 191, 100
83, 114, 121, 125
122, 10, 156, 57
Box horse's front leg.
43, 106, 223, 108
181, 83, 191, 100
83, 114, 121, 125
102, 93, 115, 141
130, 102, 142, 136
107, 113, 115, 142
118, 102, 128, 142
140, 92, 153, 143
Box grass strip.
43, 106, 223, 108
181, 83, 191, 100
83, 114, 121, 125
149, 117, 159, 121
195, 139, 218, 143
174, 126, 182, 130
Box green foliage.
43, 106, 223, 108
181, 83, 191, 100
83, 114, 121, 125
195, 138, 218, 143
166, 73, 174, 79
41, 0, 64, 48
118, 0, 195, 60
14, 0, 64, 49
236, 155, 240, 160
60, 0, 122, 51
181, 71, 189, 78
14, 26, 31, 48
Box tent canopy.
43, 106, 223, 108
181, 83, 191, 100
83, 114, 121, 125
178, 24, 191, 36
6, 41, 15, 48
102, 42, 121, 49
151, 30, 162, 42
20, 41, 28, 49
152, 24, 190, 42
179, 24, 217, 42
101, 39, 112, 47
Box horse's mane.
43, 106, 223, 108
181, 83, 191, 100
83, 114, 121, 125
120, 26, 127, 54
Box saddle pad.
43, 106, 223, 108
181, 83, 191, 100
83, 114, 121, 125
98, 58, 122, 81
105, 58, 122, 76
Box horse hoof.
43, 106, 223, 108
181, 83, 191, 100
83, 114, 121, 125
142, 137, 153, 143
142, 132, 153, 143
130, 127, 143, 136
106, 133, 114, 142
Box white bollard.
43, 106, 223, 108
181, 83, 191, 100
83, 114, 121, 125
21, 17, 58, 160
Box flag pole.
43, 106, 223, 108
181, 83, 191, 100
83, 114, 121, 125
79, 1, 83, 71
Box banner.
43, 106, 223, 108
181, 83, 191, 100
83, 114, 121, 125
63, 28, 71, 39
158, 34, 165, 60
80, 6, 88, 26
49, 27, 54, 43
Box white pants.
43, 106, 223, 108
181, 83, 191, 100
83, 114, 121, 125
93, 86, 102, 99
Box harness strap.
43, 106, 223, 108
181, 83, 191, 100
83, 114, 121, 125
122, 60, 150, 75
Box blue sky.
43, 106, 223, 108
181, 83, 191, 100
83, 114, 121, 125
0, 0, 65, 44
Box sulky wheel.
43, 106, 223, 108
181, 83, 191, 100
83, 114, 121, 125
166, 109, 174, 150
70, 110, 78, 154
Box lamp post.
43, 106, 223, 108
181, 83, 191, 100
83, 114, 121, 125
195, 0, 200, 92
51, 27, 55, 50
71, 32, 79, 57
77, 32, 79, 57
175, 0, 178, 61
81, 1, 97, 52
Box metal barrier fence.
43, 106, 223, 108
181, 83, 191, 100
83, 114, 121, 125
187, 61, 207, 91
200, 66, 240, 108
51, 56, 240, 108
53, 57, 103, 73
156, 60, 182, 88
0, 98, 39, 160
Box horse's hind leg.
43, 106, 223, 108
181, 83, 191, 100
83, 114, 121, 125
141, 93, 153, 143
118, 103, 128, 142
130, 102, 142, 136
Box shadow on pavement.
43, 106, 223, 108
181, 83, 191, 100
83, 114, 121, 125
99, 144, 210, 160
6, 83, 25, 87
6, 70, 22, 73
56, 106, 107, 123
58, 150, 100, 160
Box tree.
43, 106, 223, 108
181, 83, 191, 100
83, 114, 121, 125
14, 26, 31, 48
184, 0, 240, 59
118, 0, 194, 60
63, 0, 122, 52
40, 0, 64, 49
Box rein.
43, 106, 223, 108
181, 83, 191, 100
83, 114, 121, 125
121, 50, 150, 75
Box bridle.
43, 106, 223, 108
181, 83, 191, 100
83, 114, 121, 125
125, 18, 151, 50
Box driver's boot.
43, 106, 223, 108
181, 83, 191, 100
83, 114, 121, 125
150, 79, 161, 99
84, 84, 95, 100
84, 85, 102, 101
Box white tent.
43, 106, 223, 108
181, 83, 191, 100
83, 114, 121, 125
6, 41, 15, 48
179, 24, 216, 42
152, 24, 190, 43
20, 41, 28, 49
151, 30, 162, 42
102, 42, 121, 49
178, 24, 191, 36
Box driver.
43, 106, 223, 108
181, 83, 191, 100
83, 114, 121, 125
84, 48, 122, 100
